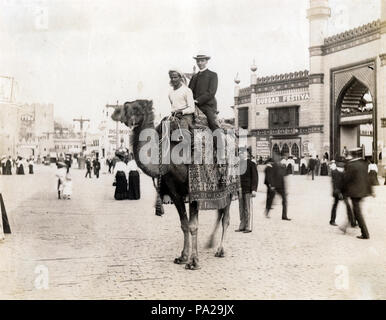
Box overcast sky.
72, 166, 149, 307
0, 0, 381, 131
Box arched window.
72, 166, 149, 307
291, 143, 299, 158
281, 144, 289, 157
272, 144, 280, 157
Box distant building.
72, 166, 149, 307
234, 0, 386, 166
0, 102, 54, 158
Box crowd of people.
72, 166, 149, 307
0, 156, 35, 175
234, 147, 381, 240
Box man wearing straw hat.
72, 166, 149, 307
188, 53, 219, 131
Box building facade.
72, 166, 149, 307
234, 0, 386, 167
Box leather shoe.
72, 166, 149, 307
330, 222, 338, 226
235, 229, 244, 232
282, 218, 291, 221
357, 235, 369, 240
243, 229, 252, 233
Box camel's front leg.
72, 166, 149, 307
171, 195, 190, 264
185, 202, 200, 270
215, 203, 231, 258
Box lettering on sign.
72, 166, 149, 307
256, 140, 270, 157
256, 93, 310, 105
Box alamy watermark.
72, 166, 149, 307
136, 122, 249, 175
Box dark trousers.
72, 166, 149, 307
265, 187, 288, 219
351, 197, 369, 238
308, 168, 315, 180
94, 169, 100, 178
108, 164, 112, 173
198, 105, 219, 131
85, 169, 92, 178
330, 196, 355, 225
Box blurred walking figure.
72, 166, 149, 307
235, 148, 258, 233
85, 158, 92, 178
62, 172, 73, 200
28, 157, 34, 174
93, 157, 101, 179
56, 162, 67, 199
264, 154, 291, 221
340, 148, 373, 239
368, 159, 379, 186
329, 160, 355, 227
315, 155, 321, 176
308, 155, 316, 180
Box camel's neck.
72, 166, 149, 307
131, 112, 161, 178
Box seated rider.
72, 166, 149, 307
168, 69, 195, 132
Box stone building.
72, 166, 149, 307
234, 0, 386, 168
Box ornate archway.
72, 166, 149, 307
330, 60, 376, 161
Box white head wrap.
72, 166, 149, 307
168, 68, 187, 85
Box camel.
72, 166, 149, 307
111, 99, 235, 270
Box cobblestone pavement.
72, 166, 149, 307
0, 165, 386, 300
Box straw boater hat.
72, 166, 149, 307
193, 53, 211, 60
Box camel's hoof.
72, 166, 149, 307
215, 248, 225, 258
174, 257, 188, 264
185, 262, 201, 270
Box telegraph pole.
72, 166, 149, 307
105, 101, 123, 149
73, 116, 90, 152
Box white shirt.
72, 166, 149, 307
368, 163, 378, 173
114, 161, 128, 179
126, 160, 139, 172
168, 85, 195, 114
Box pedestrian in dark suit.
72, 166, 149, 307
188, 54, 219, 131
264, 155, 291, 221
308, 156, 316, 180
93, 158, 101, 178
235, 149, 258, 233
329, 161, 355, 226
340, 149, 373, 239
85, 158, 92, 178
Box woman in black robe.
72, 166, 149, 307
368, 160, 379, 186
320, 156, 328, 176
113, 150, 128, 200
16, 157, 25, 175
127, 155, 140, 200
5, 157, 12, 175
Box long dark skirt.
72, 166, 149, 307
17, 164, 24, 175
114, 171, 128, 200
320, 163, 328, 176
286, 164, 292, 175
369, 170, 379, 186
300, 164, 307, 175
127, 170, 140, 200
29, 164, 34, 174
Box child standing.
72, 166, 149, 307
62, 173, 73, 200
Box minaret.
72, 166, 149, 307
250, 60, 257, 131
307, 0, 331, 155
379, 0, 386, 165
234, 73, 240, 129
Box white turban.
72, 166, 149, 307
168, 68, 187, 85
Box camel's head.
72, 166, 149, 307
111, 100, 154, 128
